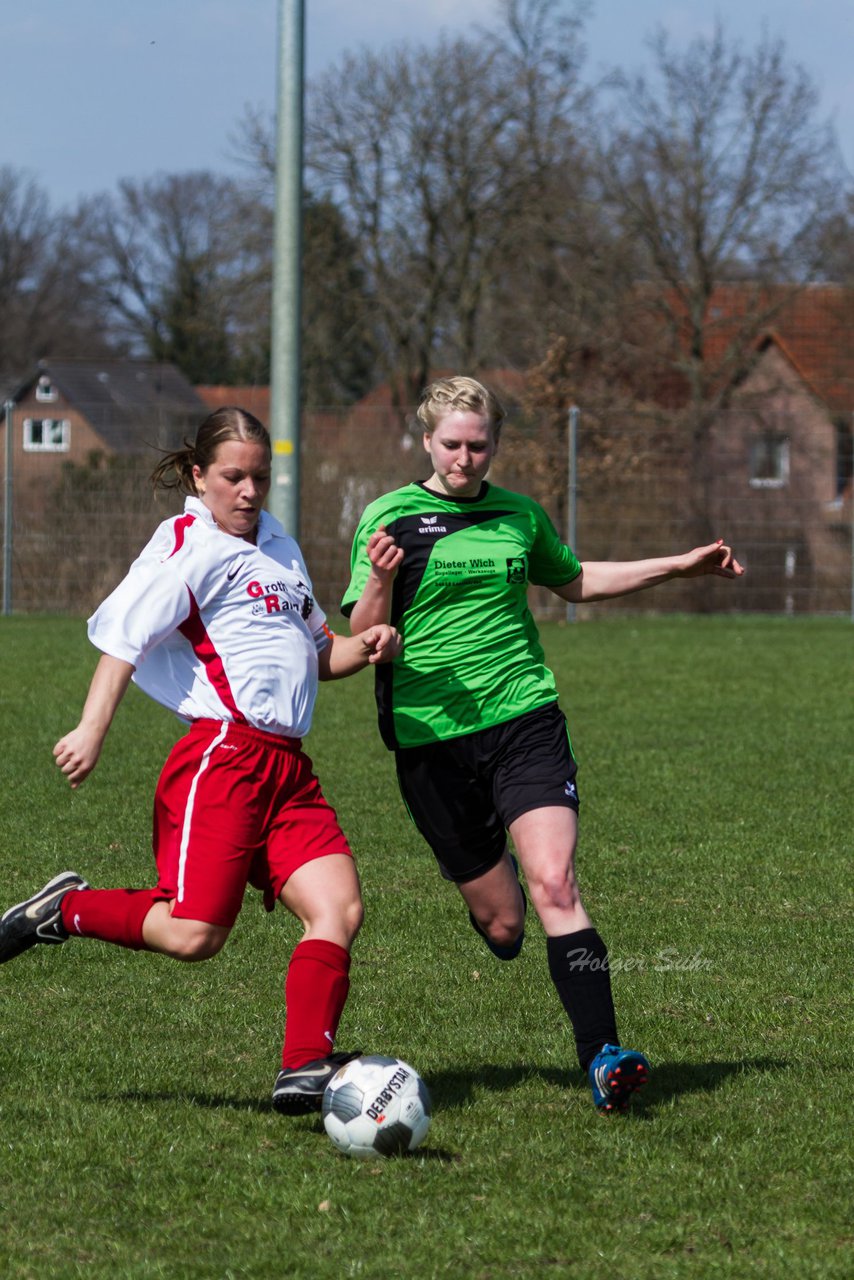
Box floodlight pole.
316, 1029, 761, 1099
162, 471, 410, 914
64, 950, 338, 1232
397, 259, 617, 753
269, 0, 304, 537
565, 405, 579, 623
3, 400, 12, 616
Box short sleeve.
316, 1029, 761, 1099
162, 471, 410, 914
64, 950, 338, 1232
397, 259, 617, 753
88, 557, 193, 665
340, 504, 379, 617
526, 502, 582, 588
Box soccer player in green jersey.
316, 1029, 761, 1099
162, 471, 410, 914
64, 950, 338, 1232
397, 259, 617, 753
342, 376, 744, 1112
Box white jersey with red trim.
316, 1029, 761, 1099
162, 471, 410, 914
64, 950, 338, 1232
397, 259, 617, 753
88, 497, 332, 737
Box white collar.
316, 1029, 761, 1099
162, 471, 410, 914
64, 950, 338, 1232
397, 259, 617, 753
182, 496, 289, 547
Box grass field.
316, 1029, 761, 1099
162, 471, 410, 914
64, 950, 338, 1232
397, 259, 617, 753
0, 614, 852, 1279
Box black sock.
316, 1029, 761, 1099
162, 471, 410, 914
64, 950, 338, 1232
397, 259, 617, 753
546, 928, 619, 1071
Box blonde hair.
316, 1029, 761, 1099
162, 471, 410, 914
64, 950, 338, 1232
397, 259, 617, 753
416, 376, 505, 437
151, 406, 271, 494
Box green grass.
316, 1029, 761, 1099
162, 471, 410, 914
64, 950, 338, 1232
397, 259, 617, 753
0, 615, 852, 1279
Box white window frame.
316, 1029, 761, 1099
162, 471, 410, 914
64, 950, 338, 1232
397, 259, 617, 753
23, 417, 71, 452
35, 376, 58, 403
749, 434, 790, 489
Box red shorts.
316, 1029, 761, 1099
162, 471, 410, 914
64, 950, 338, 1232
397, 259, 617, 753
151, 719, 353, 927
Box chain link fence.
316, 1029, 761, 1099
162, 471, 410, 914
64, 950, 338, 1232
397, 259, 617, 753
2, 405, 852, 619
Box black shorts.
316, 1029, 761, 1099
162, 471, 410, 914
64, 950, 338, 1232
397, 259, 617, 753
395, 702, 579, 884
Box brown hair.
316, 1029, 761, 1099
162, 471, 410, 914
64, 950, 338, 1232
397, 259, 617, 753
415, 376, 505, 437
151, 406, 271, 494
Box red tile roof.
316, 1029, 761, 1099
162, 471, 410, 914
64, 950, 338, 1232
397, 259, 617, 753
651, 283, 854, 413
195, 385, 271, 421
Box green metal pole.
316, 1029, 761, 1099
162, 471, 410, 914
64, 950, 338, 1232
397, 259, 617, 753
565, 405, 579, 623
268, 0, 304, 536
3, 400, 12, 615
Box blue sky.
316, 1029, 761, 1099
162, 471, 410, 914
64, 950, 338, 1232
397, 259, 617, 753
3, 0, 852, 209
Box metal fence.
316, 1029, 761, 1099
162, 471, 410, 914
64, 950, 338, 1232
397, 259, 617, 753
2, 406, 852, 619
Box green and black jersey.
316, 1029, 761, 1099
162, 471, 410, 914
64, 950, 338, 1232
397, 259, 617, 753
341, 481, 581, 749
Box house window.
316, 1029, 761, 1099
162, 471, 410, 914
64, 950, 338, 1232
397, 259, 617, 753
35, 375, 58, 403
749, 434, 789, 488
23, 417, 71, 452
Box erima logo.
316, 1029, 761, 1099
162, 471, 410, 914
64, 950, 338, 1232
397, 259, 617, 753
564, 780, 578, 799
419, 515, 447, 534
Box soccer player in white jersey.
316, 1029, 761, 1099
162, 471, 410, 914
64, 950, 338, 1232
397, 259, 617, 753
0, 406, 401, 1115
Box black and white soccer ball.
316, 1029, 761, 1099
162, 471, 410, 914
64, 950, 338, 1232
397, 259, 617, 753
321, 1055, 431, 1159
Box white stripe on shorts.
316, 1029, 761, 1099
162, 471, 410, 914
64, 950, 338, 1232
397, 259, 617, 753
177, 720, 230, 903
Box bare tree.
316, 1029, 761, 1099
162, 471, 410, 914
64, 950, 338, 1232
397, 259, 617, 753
77, 171, 269, 385
304, 34, 510, 401
521, 23, 852, 581
0, 167, 113, 390
479, 0, 614, 368
799, 193, 854, 285
237, 0, 595, 404
595, 23, 848, 426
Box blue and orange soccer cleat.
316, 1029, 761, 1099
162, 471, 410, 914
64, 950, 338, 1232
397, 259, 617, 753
588, 1043, 650, 1112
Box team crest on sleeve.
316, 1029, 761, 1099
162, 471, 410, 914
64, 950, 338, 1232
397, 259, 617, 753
506, 556, 527, 583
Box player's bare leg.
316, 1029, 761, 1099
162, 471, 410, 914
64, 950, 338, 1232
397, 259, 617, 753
141, 900, 230, 960
509, 806, 591, 936
279, 854, 363, 948
457, 849, 527, 957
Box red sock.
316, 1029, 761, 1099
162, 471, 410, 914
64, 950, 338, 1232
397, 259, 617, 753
60, 887, 159, 951
281, 939, 351, 1068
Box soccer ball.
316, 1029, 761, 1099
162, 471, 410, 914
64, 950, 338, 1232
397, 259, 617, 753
322, 1055, 431, 1159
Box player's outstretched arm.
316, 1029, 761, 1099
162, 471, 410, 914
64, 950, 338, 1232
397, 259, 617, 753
555, 540, 745, 604
318, 625, 402, 680
349, 526, 403, 632
53, 654, 136, 789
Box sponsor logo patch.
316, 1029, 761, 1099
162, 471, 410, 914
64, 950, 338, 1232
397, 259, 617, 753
506, 555, 527, 584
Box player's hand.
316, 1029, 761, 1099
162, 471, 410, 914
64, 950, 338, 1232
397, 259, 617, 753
366, 526, 404, 580
677, 539, 745, 579
53, 725, 104, 789
360, 624, 402, 665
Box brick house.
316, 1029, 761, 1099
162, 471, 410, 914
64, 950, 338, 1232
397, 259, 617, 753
688, 288, 854, 612
706, 331, 850, 612
2, 359, 207, 611
537, 284, 854, 613
6, 358, 206, 487
200, 338, 854, 615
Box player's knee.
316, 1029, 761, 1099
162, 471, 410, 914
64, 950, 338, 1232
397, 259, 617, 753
483, 915, 524, 947
473, 895, 525, 946
341, 894, 364, 945
167, 920, 228, 961
299, 893, 363, 948
529, 869, 579, 915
